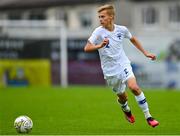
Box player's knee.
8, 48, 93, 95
128, 84, 140, 94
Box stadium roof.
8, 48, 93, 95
0, 0, 109, 10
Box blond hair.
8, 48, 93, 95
98, 4, 115, 16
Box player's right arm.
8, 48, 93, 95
84, 38, 109, 52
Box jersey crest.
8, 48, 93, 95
117, 33, 121, 39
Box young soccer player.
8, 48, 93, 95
84, 4, 159, 127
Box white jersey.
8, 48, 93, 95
88, 24, 132, 76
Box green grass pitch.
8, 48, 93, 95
0, 86, 180, 135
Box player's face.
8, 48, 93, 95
98, 10, 113, 27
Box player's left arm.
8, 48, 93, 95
130, 36, 156, 60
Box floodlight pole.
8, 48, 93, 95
60, 22, 68, 88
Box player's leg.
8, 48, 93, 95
106, 75, 135, 123
117, 91, 129, 112
116, 91, 135, 123
127, 77, 151, 118
127, 77, 159, 127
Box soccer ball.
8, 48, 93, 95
14, 115, 33, 133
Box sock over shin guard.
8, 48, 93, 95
135, 92, 151, 119
118, 101, 130, 112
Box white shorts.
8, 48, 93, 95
105, 64, 135, 94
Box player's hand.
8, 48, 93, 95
145, 52, 156, 60
100, 38, 109, 48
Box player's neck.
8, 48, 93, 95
104, 23, 115, 32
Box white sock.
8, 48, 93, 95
118, 101, 130, 112
135, 92, 151, 119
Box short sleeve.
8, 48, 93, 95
124, 27, 132, 39
88, 28, 102, 45
88, 32, 98, 44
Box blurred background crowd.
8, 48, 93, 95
0, 0, 180, 89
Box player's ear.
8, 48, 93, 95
110, 15, 114, 20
